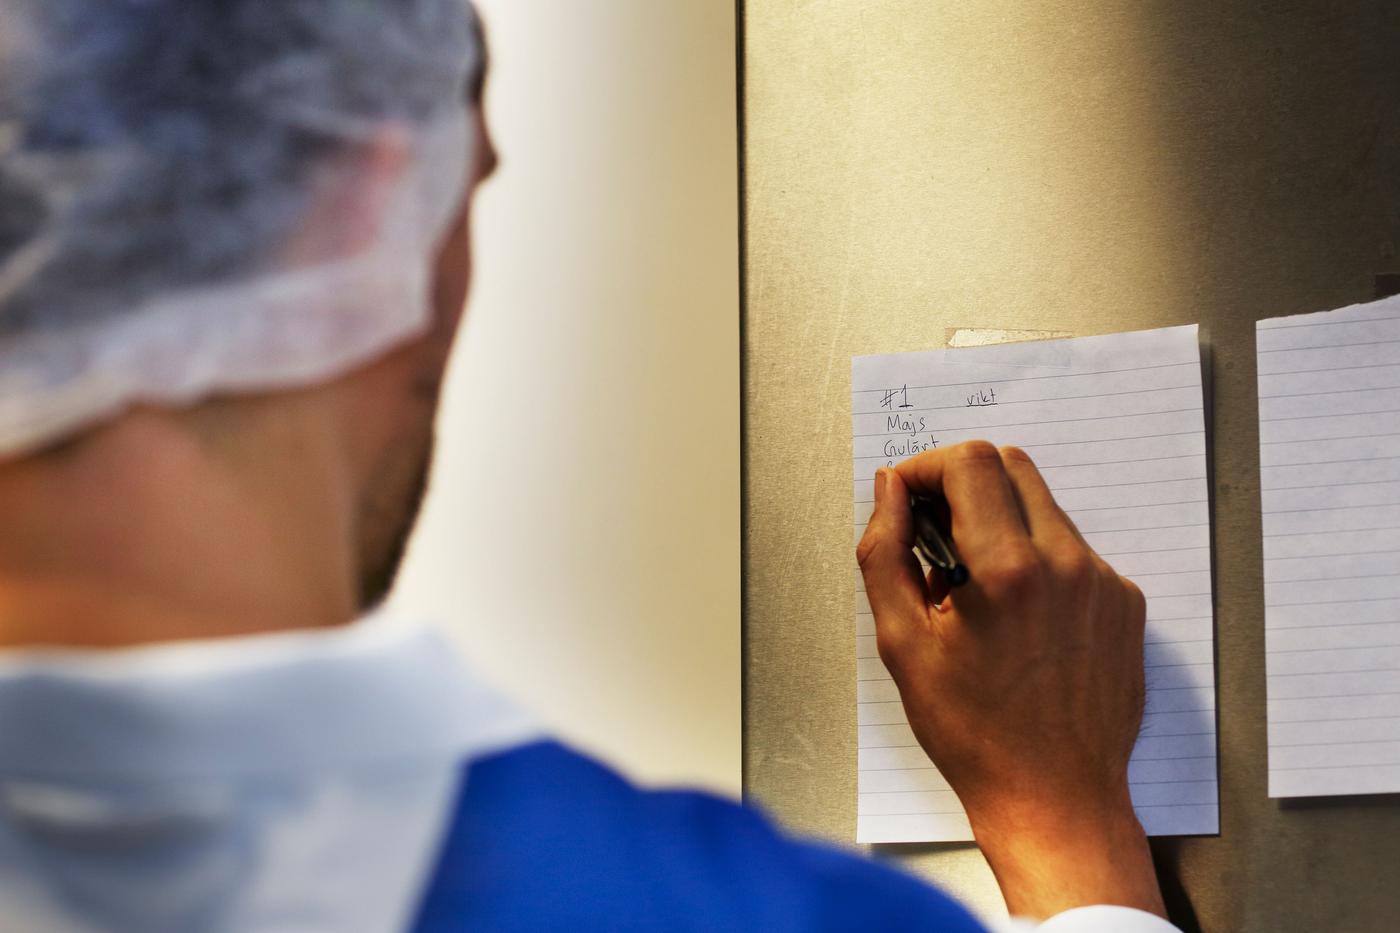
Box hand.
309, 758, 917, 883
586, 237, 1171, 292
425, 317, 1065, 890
856, 441, 1164, 920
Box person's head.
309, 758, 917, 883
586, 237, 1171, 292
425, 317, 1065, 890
0, 0, 495, 625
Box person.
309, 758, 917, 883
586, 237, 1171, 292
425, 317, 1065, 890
0, 1, 1179, 930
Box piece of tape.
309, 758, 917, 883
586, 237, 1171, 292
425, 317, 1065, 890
945, 328, 1074, 348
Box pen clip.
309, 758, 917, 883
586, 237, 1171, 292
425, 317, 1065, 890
912, 510, 956, 570
911, 495, 969, 587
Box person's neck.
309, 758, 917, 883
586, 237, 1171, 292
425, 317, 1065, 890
0, 408, 361, 649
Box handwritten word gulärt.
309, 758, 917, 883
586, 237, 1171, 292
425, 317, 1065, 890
884, 436, 939, 463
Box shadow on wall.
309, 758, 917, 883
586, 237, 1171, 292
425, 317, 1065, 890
1127, 5, 1400, 931
853, 4, 1400, 930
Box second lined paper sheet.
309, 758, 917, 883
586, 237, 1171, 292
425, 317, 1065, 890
1258, 295, 1400, 798
852, 324, 1218, 843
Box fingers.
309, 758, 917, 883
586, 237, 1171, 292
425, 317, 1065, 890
926, 564, 951, 608
997, 446, 1086, 549
856, 468, 930, 644
895, 441, 1032, 570
888, 442, 1137, 642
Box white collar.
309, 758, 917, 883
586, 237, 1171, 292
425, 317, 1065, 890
0, 610, 541, 783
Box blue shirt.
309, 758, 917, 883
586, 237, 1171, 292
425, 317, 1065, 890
414, 740, 981, 932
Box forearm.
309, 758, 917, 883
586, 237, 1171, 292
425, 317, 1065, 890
969, 792, 1165, 921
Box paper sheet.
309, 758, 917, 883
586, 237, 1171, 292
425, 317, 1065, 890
1257, 295, 1400, 798
852, 324, 1218, 842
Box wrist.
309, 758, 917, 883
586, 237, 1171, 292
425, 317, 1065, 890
966, 789, 1165, 921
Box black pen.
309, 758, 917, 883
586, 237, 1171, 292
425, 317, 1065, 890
911, 495, 969, 587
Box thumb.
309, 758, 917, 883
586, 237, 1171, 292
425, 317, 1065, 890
857, 468, 930, 647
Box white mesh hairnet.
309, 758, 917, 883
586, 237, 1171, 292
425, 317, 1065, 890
0, 0, 483, 457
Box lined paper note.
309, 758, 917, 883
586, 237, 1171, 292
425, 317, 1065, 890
852, 325, 1218, 843
1258, 295, 1400, 798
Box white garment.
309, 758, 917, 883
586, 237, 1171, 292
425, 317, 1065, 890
0, 613, 1180, 932
0, 612, 539, 932
1001, 906, 1183, 932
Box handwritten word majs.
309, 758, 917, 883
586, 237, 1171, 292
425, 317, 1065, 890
886, 413, 926, 435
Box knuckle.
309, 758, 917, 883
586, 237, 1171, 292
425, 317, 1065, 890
874, 626, 909, 669
981, 544, 1043, 598
1120, 576, 1148, 619
998, 444, 1035, 467
951, 439, 1001, 464
1052, 547, 1099, 588
898, 447, 938, 469
1121, 574, 1145, 602
855, 524, 881, 570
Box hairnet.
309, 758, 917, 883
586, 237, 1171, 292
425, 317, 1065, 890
0, 0, 483, 457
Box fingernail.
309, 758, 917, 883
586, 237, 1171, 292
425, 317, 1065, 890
874, 468, 887, 505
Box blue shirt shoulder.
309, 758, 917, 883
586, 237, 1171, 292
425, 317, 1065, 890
411, 741, 987, 932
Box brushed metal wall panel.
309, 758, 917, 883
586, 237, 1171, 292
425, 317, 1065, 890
741, 3, 1400, 929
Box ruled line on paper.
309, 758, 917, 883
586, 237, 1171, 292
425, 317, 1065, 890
852, 409, 1204, 439
1259, 338, 1400, 354
1259, 312, 1400, 329
1257, 295, 1400, 799
850, 360, 1197, 394
853, 385, 1201, 418
851, 325, 1217, 843
1261, 387, 1400, 401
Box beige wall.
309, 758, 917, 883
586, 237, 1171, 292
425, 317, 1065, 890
393, 1, 740, 794
744, 2, 1400, 930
